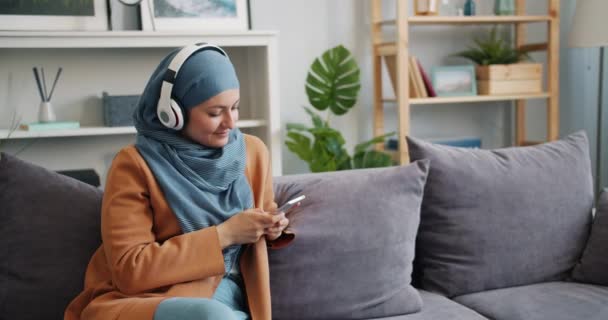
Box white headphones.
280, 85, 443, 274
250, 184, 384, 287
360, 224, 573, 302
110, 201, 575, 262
157, 43, 228, 130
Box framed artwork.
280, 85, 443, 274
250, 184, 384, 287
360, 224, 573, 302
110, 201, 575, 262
431, 65, 477, 97
0, 0, 108, 31
141, 0, 249, 32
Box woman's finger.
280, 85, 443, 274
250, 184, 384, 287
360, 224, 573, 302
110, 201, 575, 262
280, 218, 289, 227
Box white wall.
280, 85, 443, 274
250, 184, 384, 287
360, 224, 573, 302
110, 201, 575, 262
253, 0, 513, 175
249, 0, 330, 174
2, 0, 560, 177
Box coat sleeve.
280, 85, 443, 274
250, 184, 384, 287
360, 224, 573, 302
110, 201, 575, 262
101, 149, 226, 295
253, 139, 295, 249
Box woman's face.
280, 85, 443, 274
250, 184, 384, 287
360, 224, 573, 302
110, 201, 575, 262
182, 89, 240, 148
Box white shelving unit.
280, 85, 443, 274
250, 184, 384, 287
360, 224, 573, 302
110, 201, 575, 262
0, 120, 268, 139
0, 31, 282, 184
0, 31, 280, 48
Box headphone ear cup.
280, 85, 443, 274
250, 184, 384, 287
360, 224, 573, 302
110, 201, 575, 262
170, 99, 185, 130
157, 102, 175, 129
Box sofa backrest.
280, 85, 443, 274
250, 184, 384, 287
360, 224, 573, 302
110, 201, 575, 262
269, 161, 430, 320
0, 153, 102, 320
408, 131, 594, 297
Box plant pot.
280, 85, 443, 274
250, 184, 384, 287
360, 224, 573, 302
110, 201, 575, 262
476, 63, 542, 95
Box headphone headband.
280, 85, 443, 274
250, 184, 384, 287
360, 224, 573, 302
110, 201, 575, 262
157, 43, 228, 130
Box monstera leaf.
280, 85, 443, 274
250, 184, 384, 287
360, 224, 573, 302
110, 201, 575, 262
286, 45, 394, 173
305, 45, 360, 115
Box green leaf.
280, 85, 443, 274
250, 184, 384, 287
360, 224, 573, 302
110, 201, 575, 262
286, 123, 309, 131
305, 45, 360, 115
452, 27, 529, 65
303, 106, 327, 128
285, 131, 312, 162
354, 132, 396, 154
353, 150, 393, 169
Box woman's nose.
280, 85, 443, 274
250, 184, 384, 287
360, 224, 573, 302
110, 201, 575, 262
222, 110, 235, 129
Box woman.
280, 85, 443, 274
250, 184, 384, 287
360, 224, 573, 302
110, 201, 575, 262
64, 44, 292, 320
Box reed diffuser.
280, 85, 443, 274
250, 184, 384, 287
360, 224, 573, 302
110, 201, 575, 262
33, 67, 62, 123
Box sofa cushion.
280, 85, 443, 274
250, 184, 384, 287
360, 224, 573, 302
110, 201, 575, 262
453, 282, 608, 320
368, 290, 488, 320
269, 161, 429, 320
408, 131, 594, 297
0, 153, 102, 320
573, 189, 608, 285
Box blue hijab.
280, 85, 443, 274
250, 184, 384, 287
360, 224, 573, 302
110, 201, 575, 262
133, 47, 252, 273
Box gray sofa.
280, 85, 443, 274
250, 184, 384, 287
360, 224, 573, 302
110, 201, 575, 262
268, 131, 608, 320
1, 131, 607, 320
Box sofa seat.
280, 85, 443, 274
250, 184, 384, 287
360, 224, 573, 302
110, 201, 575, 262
453, 281, 608, 320
369, 290, 487, 320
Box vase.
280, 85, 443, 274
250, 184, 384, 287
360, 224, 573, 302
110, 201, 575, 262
495, 0, 515, 15
464, 0, 476, 16
38, 101, 56, 123
440, 0, 457, 16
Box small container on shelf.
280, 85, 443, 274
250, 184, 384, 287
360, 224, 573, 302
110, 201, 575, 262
494, 0, 515, 15
464, 0, 476, 16
439, 0, 457, 16
476, 63, 543, 95
414, 0, 439, 16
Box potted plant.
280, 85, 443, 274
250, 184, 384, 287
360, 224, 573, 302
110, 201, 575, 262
285, 45, 395, 172
453, 28, 542, 95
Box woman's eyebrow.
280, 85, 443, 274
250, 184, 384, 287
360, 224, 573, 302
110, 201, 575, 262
207, 100, 240, 110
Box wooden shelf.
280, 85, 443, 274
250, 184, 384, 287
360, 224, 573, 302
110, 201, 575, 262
410, 93, 550, 105
370, 0, 560, 165
376, 42, 397, 56
375, 15, 551, 26
0, 120, 267, 140
0, 31, 278, 48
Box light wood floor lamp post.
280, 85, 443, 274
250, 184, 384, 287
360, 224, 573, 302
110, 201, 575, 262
569, 0, 608, 192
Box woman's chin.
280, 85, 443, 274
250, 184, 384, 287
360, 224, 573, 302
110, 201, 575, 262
208, 136, 230, 148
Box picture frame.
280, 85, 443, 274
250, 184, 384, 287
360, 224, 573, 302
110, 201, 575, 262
0, 0, 108, 31
140, 0, 249, 32
431, 65, 477, 97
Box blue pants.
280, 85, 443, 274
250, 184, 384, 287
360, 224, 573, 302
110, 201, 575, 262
153, 276, 249, 320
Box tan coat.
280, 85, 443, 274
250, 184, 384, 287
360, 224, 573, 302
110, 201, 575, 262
65, 134, 290, 320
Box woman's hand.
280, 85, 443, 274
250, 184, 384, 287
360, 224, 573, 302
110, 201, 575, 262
216, 209, 282, 248
265, 211, 290, 241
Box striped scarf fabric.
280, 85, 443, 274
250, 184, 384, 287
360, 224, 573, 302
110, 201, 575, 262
132, 48, 252, 273
134, 128, 253, 273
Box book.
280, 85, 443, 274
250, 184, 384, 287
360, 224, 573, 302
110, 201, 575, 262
409, 63, 419, 98
408, 57, 423, 97
416, 59, 437, 97
19, 121, 80, 131
410, 56, 428, 98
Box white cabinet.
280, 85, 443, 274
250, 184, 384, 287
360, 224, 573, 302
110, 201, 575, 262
0, 31, 282, 185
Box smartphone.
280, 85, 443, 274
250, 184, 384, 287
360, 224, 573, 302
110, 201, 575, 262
277, 195, 306, 213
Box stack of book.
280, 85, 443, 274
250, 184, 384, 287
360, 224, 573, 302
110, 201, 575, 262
384, 55, 437, 98
19, 121, 80, 131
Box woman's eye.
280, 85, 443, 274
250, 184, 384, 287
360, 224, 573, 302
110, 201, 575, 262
208, 113, 221, 117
